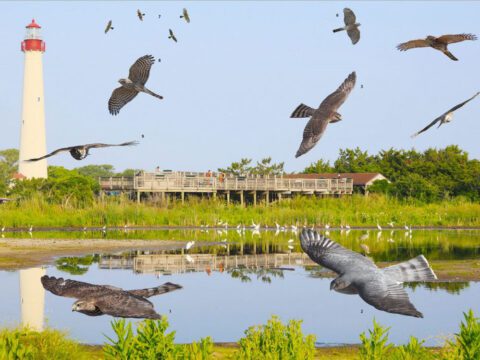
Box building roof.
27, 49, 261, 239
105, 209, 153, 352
284, 173, 388, 186
26, 19, 41, 29
12, 172, 26, 180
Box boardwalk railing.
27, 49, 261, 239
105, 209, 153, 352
99, 172, 353, 195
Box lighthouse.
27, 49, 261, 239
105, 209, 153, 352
18, 19, 48, 179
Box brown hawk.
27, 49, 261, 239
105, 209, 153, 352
397, 34, 477, 61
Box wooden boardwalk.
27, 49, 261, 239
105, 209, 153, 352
99, 253, 317, 275
99, 171, 353, 204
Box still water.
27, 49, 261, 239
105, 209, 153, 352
1, 229, 479, 346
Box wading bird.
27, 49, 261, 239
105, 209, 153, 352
333, 8, 361, 45
108, 55, 163, 115
41, 276, 182, 319
24, 141, 138, 162
180, 8, 190, 23
411, 92, 479, 138
104, 20, 114, 34
168, 29, 178, 42
397, 33, 477, 61
291, 72, 356, 157
300, 229, 437, 317
137, 9, 145, 21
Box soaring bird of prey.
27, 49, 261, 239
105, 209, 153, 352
168, 29, 178, 42
397, 33, 477, 61
137, 9, 145, 21
300, 229, 437, 318
291, 72, 356, 158
41, 276, 182, 319
411, 92, 479, 138
180, 8, 190, 23
333, 8, 361, 45
104, 20, 114, 34
24, 141, 138, 162
108, 55, 163, 115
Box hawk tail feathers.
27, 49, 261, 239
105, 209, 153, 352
128, 282, 182, 298
145, 88, 163, 99
333, 27, 345, 33
290, 103, 315, 118
383, 255, 437, 282
443, 50, 458, 61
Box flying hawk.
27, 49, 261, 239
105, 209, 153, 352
168, 29, 178, 42
397, 34, 477, 61
291, 72, 356, 157
41, 275, 182, 319
104, 20, 114, 34
411, 92, 479, 138
333, 8, 361, 45
24, 141, 138, 161
137, 9, 145, 21
108, 55, 163, 115
300, 229, 437, 318
180, 8, 190, 23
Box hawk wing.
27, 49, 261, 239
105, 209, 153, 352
24, 147, 74, 162
108, 86, 139, 115
445, 92, 480, 113
104, 20, 112, 34
182, 8, 190, 23
318, 72, 356, 112
356, 277, 423, 317
85, 141, 139, 150
41, 276, 112, 300
290, 103, 315, 118
128, 282, 182, 298
343, 8, 356, 25
128, 55, 155, 85
295, 112, 329, 157
396, 39, 430, 51
299, 229, 375, 275
410, 115, 443, 138
347, 28, 360, 45
88, 292, 161, 319
437, 33, 477, 44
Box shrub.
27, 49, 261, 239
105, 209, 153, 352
442, 310, 480, 360
359, 319, 392, 360
392, 336, 431, 360
234, 315, 316, 360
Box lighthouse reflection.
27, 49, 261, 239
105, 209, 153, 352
19, 267, 45, 331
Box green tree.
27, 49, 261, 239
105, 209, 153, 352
303, 159, 334, 173
116, 169, 138, 177
218, 158, 252, 176
251, 157, 284, 176
0, 149, 19, 196
75, 164, 115, 178
334, 147, 379, 173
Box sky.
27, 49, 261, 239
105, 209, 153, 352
1, 1, 479, 173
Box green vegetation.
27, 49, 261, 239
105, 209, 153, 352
218, 157, 285, 176
0, 195, 479, 228
304, 146, 480, 201
359, 319, 392, 359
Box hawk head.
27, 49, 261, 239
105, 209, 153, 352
72, 300, 101, 316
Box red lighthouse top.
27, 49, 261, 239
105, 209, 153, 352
21, 18, 45, 52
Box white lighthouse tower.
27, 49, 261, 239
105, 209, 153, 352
18, 19, 48, 179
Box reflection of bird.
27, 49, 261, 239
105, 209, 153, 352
360, 243, 370, 255
300, 229, 437, 318
104, 20, 114, 34
168, 29, 178, 42
137, 9, 145, 21
180, 8, 190, 23
41, 276, 182, 319
109, 55, 163, 115
185, 241, 195, 250
333, 8, 361, 45
397, 34, 477, 61
24, 141, 138, 161
377, 222, 382, 231
411, 92, 479, 138
292, 72, 356, 157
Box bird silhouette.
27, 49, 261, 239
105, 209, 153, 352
333, 8, 361, 45
397, 33, 477, 61
104, 20, 114, 34
411, 92, 479, 137
168, 29, 178, 42
137, 9, 145, 21
180, 8, 190, 23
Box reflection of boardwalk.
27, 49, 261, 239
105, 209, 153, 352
99, 172, 353, 204
100, 253, 316, 274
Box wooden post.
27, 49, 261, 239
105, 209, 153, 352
253, 191, 257, 207
213, 192, 217, 200
240, 191, 244, 206
226, 191, 230, 205
278, 192, 282, 201
265, 191, 269, 205
181, 192, 185, 204
136, 191, 140, 203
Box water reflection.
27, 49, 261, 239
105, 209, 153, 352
19, 267, 45, 331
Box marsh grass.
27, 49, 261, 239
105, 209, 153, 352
1, 195, 479, 228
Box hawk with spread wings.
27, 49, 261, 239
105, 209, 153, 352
411, 92, 479, 138
41, 276, 182, 319
24, 141, 138, 161
332, 8, 361, 45
397, 34, 477, 61
291, 72, 356, 158
300, 229, 437, 318
108, 55, 163, 115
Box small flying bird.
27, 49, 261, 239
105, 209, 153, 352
168, 29, 178, 42
137, 9, 145, 21
300, 229, 437, 318
104, 20, 114, 34
41, 276, 182, 319
108, 55, 163, 115
411, 92, 479, 138
185, 241, 195, 250
24, 141, 138, 162
333, 8, 361, 45
291, 72, 356, 157
397, 33, 477, 61
180, 8, 190, 23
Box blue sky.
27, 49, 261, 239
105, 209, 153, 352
1, 1, 479, 173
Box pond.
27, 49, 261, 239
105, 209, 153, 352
1, 229, 479, 346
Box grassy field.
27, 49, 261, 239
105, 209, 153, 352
1, 194, 479, 228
